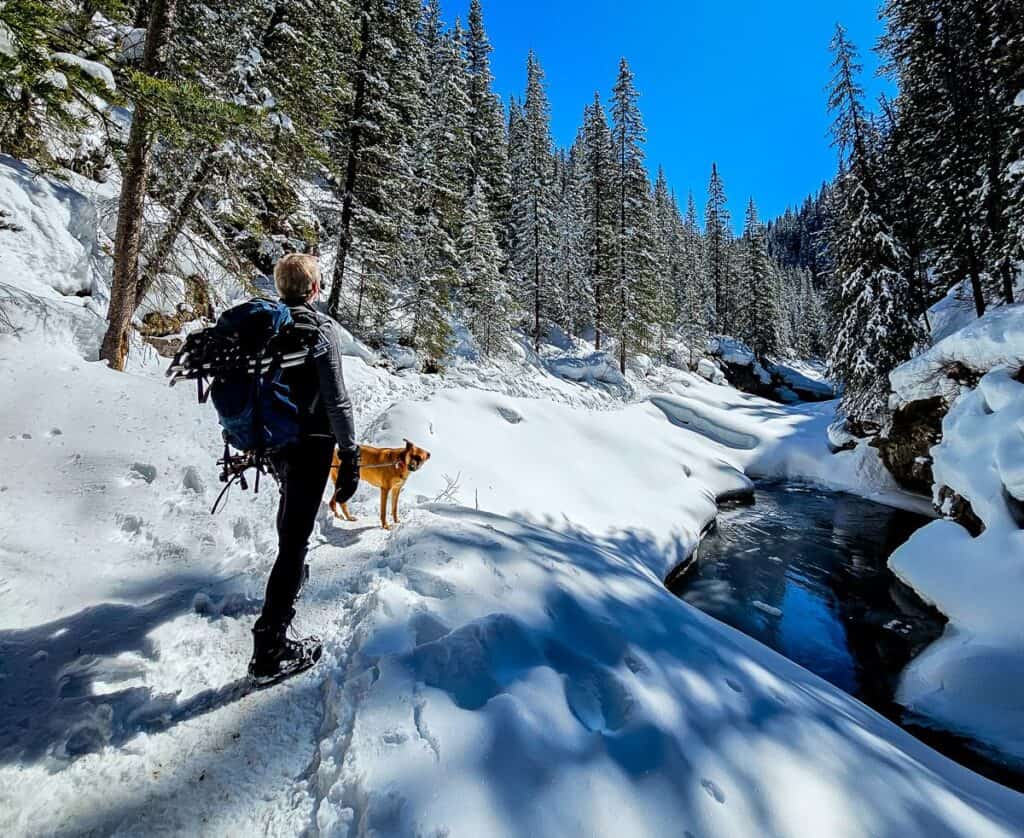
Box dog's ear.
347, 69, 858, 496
404, 438, 413, 449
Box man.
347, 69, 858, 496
249, 253, 360, 683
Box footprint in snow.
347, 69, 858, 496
129, 462, 157, 483
701, 779, 725, 804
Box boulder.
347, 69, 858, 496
874, 396, 945, 494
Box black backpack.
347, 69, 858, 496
168, 298, 321, 511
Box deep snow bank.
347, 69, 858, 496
308, 386, 1024, 836
888, 304, 1024, 764
0, 155, 110, 354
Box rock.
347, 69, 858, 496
696, 358, 726, 385
874, 396, 946, 494
936, 485, 985, 536
827, 419, 859, 453
143, 333, 184, 357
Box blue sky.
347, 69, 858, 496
443, 0, 893, 228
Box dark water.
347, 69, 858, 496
669, 481, 1024, 791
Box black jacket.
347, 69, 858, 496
283, 303, 357, 455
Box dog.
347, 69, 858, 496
329, 439, 431, 529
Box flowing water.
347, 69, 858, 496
669, 481, 1024, 792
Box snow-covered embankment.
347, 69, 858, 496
888, 304, 1024, 765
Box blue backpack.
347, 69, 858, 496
168, 298, 320, 510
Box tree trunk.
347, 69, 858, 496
967, 258, 987, 318
593, 168, 602, 351
328, 0, 372, 320
533, 196, 540, 352
99, 0, 178, 370
133, 150, 217, 310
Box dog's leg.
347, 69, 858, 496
391, 486, 401, 524
380, 487, 390, 529
340, 502, 357, 522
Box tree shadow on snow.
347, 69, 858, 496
0, 572, 266, 768
382, 506, 1024, 836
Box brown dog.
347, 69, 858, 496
329, 439, 431, 529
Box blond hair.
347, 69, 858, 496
273, 253, 320, 303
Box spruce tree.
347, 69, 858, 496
508, 51, 557, 352
679, 192, 707, 364
740, 198, 781, 360
827, 25, 920, 424
704, 162, 732, 335
406, 0, 470, 359
462, 0, 510, 237
651, 167, 680, 354
553, 143, 589, 339
327, 0, 423, 336
461, 181, 514, 356
579, 92, 616, 350
609, 57, 655, 372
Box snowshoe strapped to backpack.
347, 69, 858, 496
167, 298, 321, 511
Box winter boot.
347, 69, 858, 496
248, 610, 322, 686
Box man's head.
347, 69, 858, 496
273, 253, 321, 304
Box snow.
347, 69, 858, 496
545, 350, 627, 389
0, 21, 15, 59
696, 357, 726, 385
119, 28, 146, 62
2, 159, 1023, 835
51, 52, 117, 92
888, 308, 1024, 763
928, 282, 981, 343
769, 360, 835, 400
890, 304, 1024, 408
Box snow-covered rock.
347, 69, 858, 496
768, 360, 835, 401
0, 156, 99, 299
51, 52, 116, 92
888, 306, 1024, 765
545, 351, 628, 389
928, 282, 981, 344
890, 304, 1024, 408
695, 357, 726, 384
382, 343, 417, 371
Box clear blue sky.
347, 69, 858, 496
443, 0, 893, 228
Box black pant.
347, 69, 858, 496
257, 436, 336, 631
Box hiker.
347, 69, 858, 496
248, 253, 360, 682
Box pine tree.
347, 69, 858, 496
460, 181, 514, 356
608, 57, 655, 373
651, 167, 680, 354
739, 198, 781, 360
678, 192, 707, 364
880, 0, 1022, 313
578, 92, 616, 349
462, 0, 510, 237
405, 0, 471, 359
99, 0, 179, 370
0, 0, 125, 164
553, 144, 589, 338
704, 162, 732, 335
508, 51, 557, 351
327, 0, 421, 330
827, 25, 920, 424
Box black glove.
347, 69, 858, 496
333, 447, 361, 506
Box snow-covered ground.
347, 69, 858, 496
889, 304, 1024, 767
3, 157, 1024, 836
